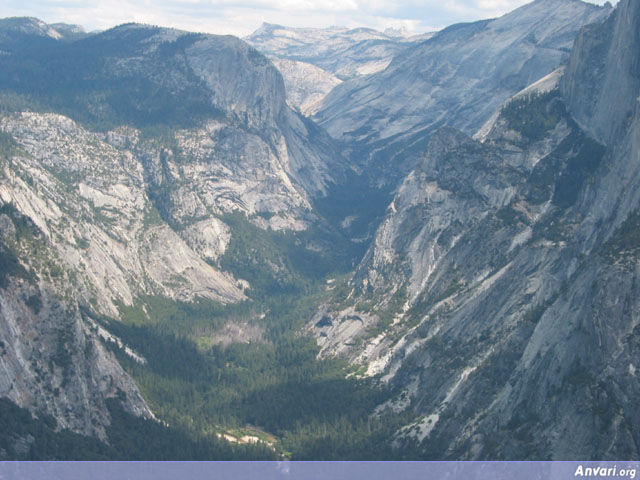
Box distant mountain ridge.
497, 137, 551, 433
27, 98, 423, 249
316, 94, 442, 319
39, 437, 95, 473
245, 23, 432, 114
246, 22, 430, 80
314, 0, 612, 189
0, 17, 87, 45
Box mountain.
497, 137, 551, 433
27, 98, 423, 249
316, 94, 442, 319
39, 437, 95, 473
2, 0, 639, 461
246, 23, 430, 80
0, 17, 87, 46
0, 21, 348, 197
0, 20, 354, 456
314, 0, 612, 189
311, 0, 640, 459
245, 23, 431, 114
269, 58, 342, 115
0, 211, 154, 442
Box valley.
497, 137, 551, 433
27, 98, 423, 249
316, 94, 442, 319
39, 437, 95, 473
1, 0, 639, 461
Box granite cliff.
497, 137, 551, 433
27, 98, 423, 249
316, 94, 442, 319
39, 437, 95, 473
312, 0, 640, 459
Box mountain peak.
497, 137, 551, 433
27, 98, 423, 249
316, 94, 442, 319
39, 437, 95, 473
383, 26, 410, 37
0, 16, 63, 39
518, 0, 611, 12
249, 22, 284, 37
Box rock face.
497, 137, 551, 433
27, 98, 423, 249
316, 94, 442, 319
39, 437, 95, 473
245, 23, 431, 116
0, 22, 347, 198
0, 21, 346, 439
312, 0, 640, 459
0, 276, 153, 441
314, 0, 612, 188
246, 23, 429, 81
270, 58, 342, 115
0, 112, 246, 316
561, 0, 640, 146
0, 196, 153, 440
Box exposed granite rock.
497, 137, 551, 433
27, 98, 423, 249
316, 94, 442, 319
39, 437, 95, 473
270, 58, 342, 115
245, 23, 430, 81
561, 0, 640, 146
313, 1, 640, 458
0, 20, 349, 442
0, 267, 152, 440
0, 113, 246, 317
314, 0, 612, 188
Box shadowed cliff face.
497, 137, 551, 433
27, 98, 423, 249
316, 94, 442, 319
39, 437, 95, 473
312, 0, 640, 459
562, 0, 640, 146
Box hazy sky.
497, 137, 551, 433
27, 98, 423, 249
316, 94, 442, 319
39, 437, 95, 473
1, 0, 618, 37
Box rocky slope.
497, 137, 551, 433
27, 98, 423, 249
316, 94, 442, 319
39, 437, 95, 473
314, 0, 612, 188
312, 0, 640, 459
246, 23, 431, 116
0, 17, 86, 45
1, 20, 347, 198
0, 112, 247, 315
0, 20, 348, 441
270, 58, 342, 115
246, 23, 429, 80
0, 271, 153, 442
0, 173, 154, 441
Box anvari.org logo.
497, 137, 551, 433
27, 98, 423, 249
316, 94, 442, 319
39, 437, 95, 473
575, 465, 637, 479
